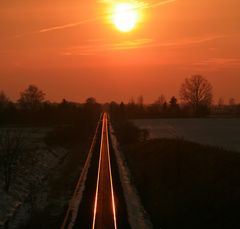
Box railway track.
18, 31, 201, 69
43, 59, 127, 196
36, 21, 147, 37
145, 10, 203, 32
61, 112, 130, 229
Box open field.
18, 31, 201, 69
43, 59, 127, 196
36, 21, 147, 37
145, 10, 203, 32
0, 127, 67, 227
122, 138, 240, 228
132, 118, 240, 152
112, 119, 240, 228
0, 124, 93, 228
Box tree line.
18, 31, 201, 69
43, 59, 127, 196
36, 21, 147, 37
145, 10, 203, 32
0, 85, 101, 125
109, 75, 240, 119
0, 75, 240, 124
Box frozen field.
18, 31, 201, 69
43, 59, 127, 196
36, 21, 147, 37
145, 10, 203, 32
132, 119, 240, 152
0, 127, 67, 228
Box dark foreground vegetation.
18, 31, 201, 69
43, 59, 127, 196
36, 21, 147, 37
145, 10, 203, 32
124, 139, 240, 229
1, 81, 239, 228
27, 101, 101, 228
0, 85, 102, 228
111, 117, 240, 229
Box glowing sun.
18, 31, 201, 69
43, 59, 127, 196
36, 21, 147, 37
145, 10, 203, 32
112, 3, 139, 32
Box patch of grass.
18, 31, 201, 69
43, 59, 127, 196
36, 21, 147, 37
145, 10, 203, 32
123, 139, 240, 229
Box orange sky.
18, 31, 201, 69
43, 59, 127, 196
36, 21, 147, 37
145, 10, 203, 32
1, 0, 240, 103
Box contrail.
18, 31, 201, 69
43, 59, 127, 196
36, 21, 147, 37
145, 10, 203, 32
14, 0, 176, 38
37, 19, 96, 33
145, 0, 177, 9
14, 18, 99, 38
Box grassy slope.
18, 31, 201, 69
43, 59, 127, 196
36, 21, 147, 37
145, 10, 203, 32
123, 139, 240, 229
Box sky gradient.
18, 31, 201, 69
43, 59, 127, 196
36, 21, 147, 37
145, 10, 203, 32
1, 0, 240, 103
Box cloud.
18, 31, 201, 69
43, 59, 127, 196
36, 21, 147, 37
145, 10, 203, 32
99, 0, 176, 8
14, 18, 99, 38
192, 58, 240, 69
143, 0, 177, 9
61, 38, 153, 55
36, 19, 96, 33
60, 34, 228, 56
151, 34, 228, 48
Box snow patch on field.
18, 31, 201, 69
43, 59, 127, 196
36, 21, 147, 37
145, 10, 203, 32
109, 124, 153, 229
0, 128, 67, 228
132, 118, 240, 152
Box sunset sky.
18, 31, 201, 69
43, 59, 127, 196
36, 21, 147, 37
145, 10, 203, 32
1, 0, 240, 103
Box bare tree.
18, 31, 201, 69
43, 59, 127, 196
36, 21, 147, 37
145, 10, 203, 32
228, 98, 237, 114
0, 91, 10, 110
137, 95, 144, 107
229, 98, 236, 106
218, 97, 224, 107
169, 96, 179, 108
151, 94, 167, 114
18, 85, 45, 110
180, 75, 213, 115
217, 97, 225, 113
0, 129, 25, 192
155, 94, 166, 106
85, 97, 97, 105
129, 97, 135, 105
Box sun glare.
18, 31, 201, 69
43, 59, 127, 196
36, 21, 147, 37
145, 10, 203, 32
112, 3, 139, 32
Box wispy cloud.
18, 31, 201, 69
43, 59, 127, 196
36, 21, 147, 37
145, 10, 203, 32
61, 38, 153, 56
151, 34, 228, 48
14, 0, 176, 38
99, 0, 176, 9
14, 18, 99, 38
192, 58, 240, 69
36, 19, 96, 33
60, 34, 227, 56
143, 0, 177, 9
110, 38, 153, 50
